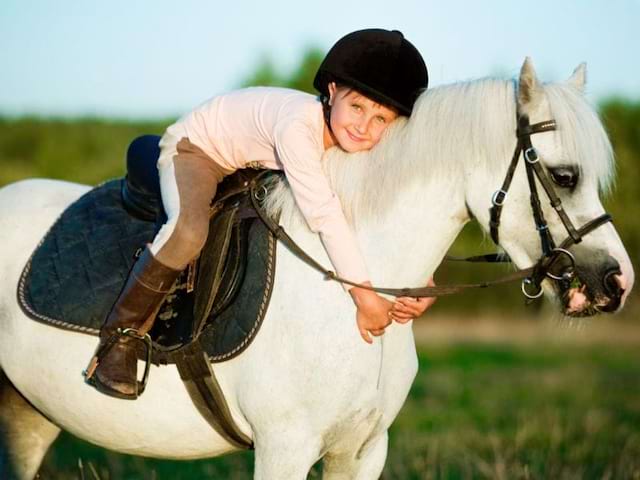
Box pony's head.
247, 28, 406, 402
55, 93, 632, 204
472, 58, 633, 316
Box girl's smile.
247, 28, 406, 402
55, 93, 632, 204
347, 130, 365, 143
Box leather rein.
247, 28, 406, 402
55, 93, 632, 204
248, 113, 612, 299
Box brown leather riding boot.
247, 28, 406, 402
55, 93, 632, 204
85, 246, 181, 400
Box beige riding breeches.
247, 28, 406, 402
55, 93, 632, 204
150, 137, 232, 270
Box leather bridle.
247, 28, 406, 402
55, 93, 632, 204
249, 112, 613, 299
488, 114, 612, 298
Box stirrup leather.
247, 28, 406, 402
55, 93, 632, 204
83, 327, 153, 395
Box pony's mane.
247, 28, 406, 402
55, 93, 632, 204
266, 76, 614, 227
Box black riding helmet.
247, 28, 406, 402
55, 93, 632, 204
314, 29, 428, 116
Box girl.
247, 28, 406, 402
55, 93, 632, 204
86, 28, 435, 399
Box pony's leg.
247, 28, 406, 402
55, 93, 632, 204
253, 431, 321, 480
0, 371, 60, 480
322, 431, 388, 480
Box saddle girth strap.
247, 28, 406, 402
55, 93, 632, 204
174, 342, 253, 450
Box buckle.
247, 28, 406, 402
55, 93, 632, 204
524, 147, 539, 164
491, 189, 507, 207
253, 185, 268, 202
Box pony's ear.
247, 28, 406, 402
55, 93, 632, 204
517, 57, 542, 109
567, 62, 587, 94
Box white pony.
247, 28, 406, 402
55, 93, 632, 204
0, 59, 633, 479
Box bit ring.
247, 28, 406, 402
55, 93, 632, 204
521, 278, 544, 299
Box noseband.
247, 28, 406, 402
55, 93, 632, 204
489, 114, 612, 298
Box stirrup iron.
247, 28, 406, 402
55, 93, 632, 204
83, 327, 153, 395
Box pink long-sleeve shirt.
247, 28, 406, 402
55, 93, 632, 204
159, 87, 369, 287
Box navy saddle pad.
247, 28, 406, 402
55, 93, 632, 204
18, 136, 279, 363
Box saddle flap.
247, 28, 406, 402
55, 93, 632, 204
192, 203, 241, 337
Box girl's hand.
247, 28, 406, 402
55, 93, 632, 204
349, 283, 393, 344
390, 276, 437, 324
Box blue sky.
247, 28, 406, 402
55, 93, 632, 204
1, 0, 638, 118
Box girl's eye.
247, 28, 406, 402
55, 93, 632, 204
376, 116, 387, 124
351, 104, 362, 112
549, 167, 579, 189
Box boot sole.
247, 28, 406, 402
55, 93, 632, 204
88, 375, 138, 400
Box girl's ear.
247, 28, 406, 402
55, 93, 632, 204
328, 82, 337, 106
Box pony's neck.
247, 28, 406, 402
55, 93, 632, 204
325, 78, 518, 285
267, 78, 519, 287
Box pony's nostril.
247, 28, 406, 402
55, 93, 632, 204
613, 273, 628, 292
603, 269, 624, 298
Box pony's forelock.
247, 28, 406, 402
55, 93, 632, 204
543, 83, 615, 194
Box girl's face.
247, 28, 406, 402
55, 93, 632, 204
325, 83, 399, 153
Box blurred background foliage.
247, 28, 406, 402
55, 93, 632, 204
239, 47, 324, 93
0, 47, 637, 315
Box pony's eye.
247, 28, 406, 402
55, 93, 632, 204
549, 167, 579, 189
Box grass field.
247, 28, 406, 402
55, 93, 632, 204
38, 314, 640, 480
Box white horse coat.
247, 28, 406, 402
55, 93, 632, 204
0, 59, 634, 479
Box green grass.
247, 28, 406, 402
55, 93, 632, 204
40, 338, 640, 479
387, 343, 640, 479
